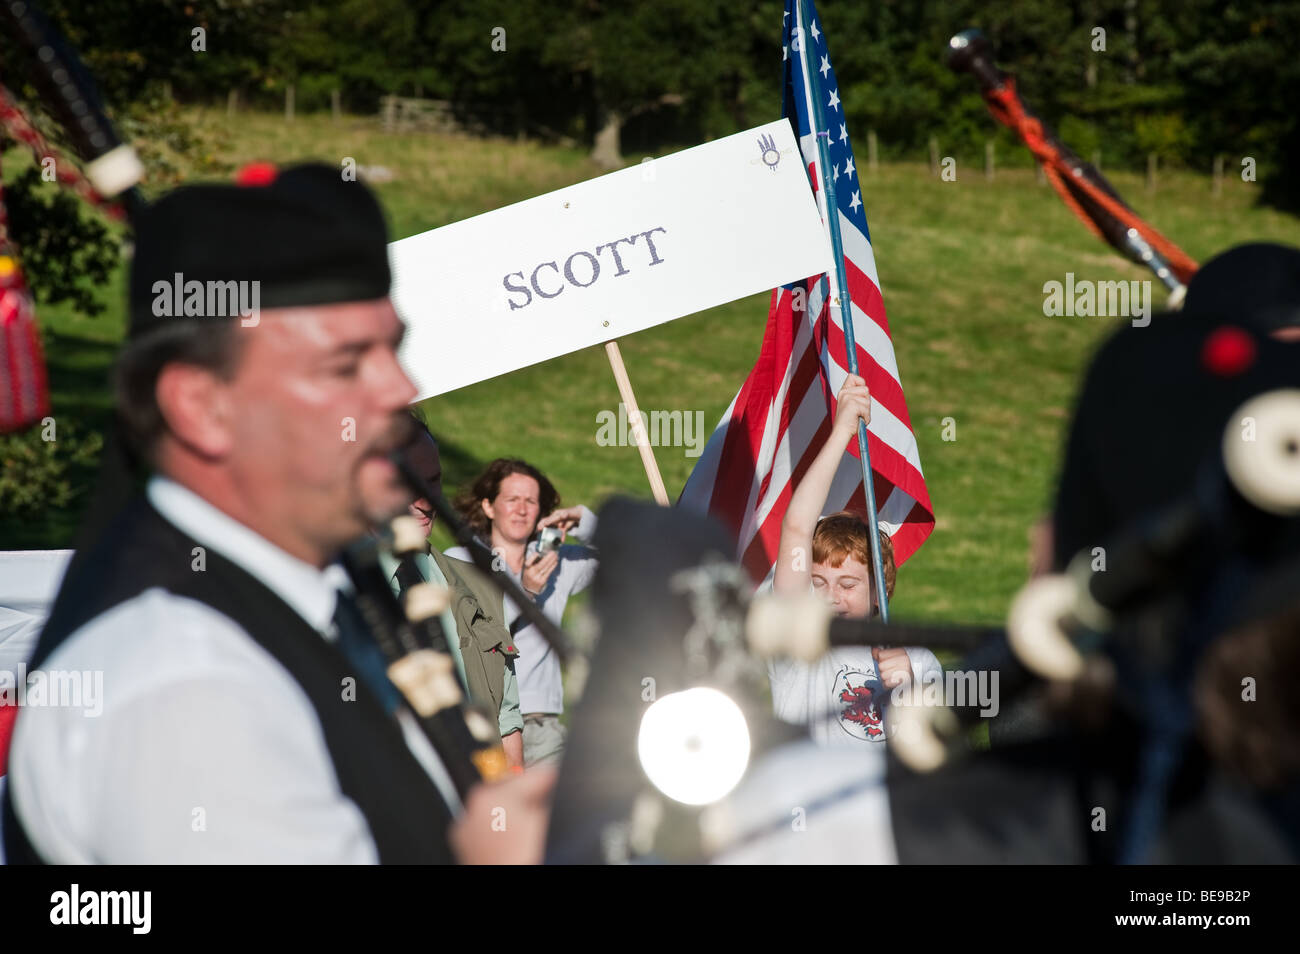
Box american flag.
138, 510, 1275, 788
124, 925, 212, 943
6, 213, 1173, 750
679, 0, 934, 583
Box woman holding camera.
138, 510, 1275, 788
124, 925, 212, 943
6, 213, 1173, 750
449, 459, 599, 767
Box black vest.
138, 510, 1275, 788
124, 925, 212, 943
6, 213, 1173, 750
2, 495, 455, 863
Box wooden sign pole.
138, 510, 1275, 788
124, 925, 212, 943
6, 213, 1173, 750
603, 340, 670, 506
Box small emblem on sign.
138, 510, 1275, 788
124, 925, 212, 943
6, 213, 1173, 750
758, 133, 780, 171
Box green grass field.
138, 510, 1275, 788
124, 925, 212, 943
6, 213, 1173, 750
6, 110, 1299, 625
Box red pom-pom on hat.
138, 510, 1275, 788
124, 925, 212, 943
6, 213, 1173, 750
1201, 326, 1257, 377
234, 162, 278, 187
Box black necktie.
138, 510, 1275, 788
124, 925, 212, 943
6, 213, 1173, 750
332, 590, 403, 715
393, 554, 426, 595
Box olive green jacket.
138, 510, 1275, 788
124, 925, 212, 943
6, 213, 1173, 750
382, 548, 522, 739
431, 549, 522, 737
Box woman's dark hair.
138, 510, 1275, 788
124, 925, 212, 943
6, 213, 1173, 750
454, 458, 560, 538
113, 319, 245, 464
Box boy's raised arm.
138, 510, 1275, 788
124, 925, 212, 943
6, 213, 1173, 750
773, 374, 873, 595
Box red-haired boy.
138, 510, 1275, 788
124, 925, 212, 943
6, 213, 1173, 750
769, 375, 941, 746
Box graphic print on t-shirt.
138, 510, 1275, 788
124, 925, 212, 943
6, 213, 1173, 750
832, 665, 886, 742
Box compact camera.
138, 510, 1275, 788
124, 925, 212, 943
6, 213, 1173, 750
536, 526, 563, 555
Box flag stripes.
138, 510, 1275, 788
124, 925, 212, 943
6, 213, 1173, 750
679, 0, 934, 583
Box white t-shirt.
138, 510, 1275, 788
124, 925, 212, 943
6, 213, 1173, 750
764, 580, 943, 751
768, 646, 943, 749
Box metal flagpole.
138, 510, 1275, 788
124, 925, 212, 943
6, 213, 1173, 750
794, 0, 889, 620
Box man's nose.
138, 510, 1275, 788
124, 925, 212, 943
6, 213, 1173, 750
375, 346, 418, 410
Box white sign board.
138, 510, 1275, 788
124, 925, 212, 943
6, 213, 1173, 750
390, 119, 829, 399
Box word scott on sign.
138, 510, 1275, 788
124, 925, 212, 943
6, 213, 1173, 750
390, 119, 830, 400
504, 227, 668, 311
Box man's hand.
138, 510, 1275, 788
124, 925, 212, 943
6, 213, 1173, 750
872, 647, 915, 689
450, 765, 557, 865
832, 374, 872, 442
522, 550, 559, 596
537, 506, 586, 539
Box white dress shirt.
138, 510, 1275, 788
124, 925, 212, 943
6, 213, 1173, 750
8, 476, 460, 864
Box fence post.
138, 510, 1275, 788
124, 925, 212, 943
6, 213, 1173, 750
985, 140, 995, 181
331, 89, 341, 122
868, 129, 878, 173
285, 84, 295, 123
929, 136, 939, 177
1213, 154, 1224, 196
227, 89, 238, 117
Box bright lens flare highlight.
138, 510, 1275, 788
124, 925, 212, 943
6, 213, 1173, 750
637, 687, 751, 805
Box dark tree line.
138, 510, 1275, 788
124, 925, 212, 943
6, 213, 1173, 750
1, 0, 1297, 317
14, 1, 1293, 176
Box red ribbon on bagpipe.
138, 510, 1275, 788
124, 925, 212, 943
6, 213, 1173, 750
983, 76, 1198, 285
1, 0, 140, 435
0, 179, 48, 432
948, 29, 1198, 295
0, 83, 125, 433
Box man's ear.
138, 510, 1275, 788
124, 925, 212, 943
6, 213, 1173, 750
155, 362, 236, 458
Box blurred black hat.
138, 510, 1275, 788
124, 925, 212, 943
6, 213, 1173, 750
128, 162, 391, 338
1183, 242, 1300, 335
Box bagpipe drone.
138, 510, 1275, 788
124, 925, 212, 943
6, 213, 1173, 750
947, 28, 1198, 304
0, 0, 144, 432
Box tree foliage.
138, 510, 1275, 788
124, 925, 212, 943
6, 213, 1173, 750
0, 0, 1295, 324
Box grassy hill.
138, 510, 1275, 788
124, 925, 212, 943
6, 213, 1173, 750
6, 110, 1299, 624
